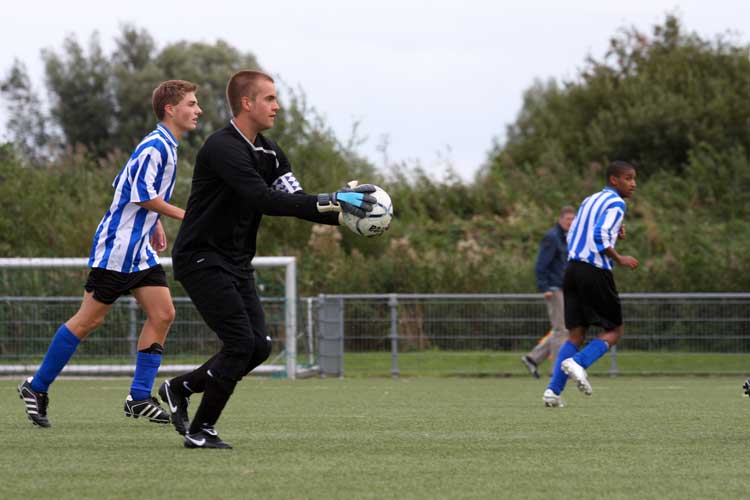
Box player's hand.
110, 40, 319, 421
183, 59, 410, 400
150, 221, 167, 252
618, 255, 639, 269
543, 291, 554, 300
317, 184, 376, 218
618, 224, 626, 240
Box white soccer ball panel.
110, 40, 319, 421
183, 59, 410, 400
342, 185, 393, 237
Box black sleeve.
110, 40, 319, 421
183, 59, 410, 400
268, 138, 339, 225
294, 202, 340, 225
206, 135, 323, 219
271, 140, 293, 177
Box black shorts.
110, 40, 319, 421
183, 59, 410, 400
563, 260, 622, 331
84, 265, 168, 305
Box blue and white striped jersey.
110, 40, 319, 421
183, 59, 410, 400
567, 186, 626, 271
88, 124, 179, 273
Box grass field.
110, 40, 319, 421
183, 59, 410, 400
7, 351, 750, 376
2, 376, 749, 500
340, 351, 750, 377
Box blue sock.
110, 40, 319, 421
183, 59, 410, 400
573, 338, 610, 369
130, 352, 162, 400
547, 341, 579, 395
31, 324, 81, 393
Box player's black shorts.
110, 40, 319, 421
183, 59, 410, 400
563, 260, 622, 331
84, 265, 168, 305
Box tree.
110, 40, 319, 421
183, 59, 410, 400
490, 14, 750, 178
110, 25, 162, 153
1, 26, 265, 159
0, 60, 54, 163
42, 32, 114, 156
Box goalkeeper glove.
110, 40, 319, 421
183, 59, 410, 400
317, 183, 377, 218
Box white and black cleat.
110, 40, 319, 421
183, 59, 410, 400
18, 377, 51, 428
124, 394, 171, 424
183, 427, 232, 449
561, 358, 593, 395
542, 388, 565, 408
158, 379, 190, 435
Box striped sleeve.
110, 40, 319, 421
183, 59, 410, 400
129, 140, 169, 203
593, 200, 625, 251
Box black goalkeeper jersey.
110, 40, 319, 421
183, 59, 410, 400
172, 122, 337, 279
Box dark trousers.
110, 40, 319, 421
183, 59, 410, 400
180, 266, 272, 383
174, 267, 273, 432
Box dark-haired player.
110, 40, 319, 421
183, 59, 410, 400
543, 161, 639, 407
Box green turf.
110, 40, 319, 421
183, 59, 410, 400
7, 351, 750, 376
341, 351, 750, 376
2, 377, 749, 499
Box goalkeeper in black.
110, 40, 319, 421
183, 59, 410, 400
160, 70, 375, 449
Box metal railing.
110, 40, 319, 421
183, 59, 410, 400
317, 293, 750, 377
0, 257, 303, 378
2, 291, 749, 377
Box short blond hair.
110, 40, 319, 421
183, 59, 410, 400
152, 80, 198, 120
226, 70, 274, 116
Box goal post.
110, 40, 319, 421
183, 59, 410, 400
0, 257, 303, 379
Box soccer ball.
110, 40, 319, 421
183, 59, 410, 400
342, 185, 393, 237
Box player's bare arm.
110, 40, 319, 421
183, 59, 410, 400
604, 247, 638, 269
136, 197, 185, 220
150, 220, 167, 252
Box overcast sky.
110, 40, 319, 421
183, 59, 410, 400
1, 0, 748, 180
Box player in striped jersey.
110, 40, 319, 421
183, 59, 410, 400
543, 161, 639, 407
18, 80, 202, 428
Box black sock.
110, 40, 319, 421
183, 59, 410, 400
138, 343, 164, 355
188, 372, 237, 435
171, 353, 220, 395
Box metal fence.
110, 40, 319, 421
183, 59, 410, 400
2, 293, 749, 377
0, 295, 317, 375
317, 293, 750, 377
0, 256, 307, 378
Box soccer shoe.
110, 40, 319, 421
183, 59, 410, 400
183, 427, 233, 449
561, 358, 593, 395
542, 388, 564, 408
743, 379, 750, 397
124, 394, 171, 424
521, 356, 540, 379
17, 377, 51, 428
158, 379, 190, 435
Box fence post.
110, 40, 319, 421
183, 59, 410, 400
127, 297, 138, 362
318, 295, 344, 377
284, 259, 298, 380
389, 294, 400, 379
306, 297, 315, 366
609, 345, 620, 377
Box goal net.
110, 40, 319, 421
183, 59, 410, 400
0, 257, 311, 379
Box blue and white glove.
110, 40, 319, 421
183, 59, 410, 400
317, 182, 376, 218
